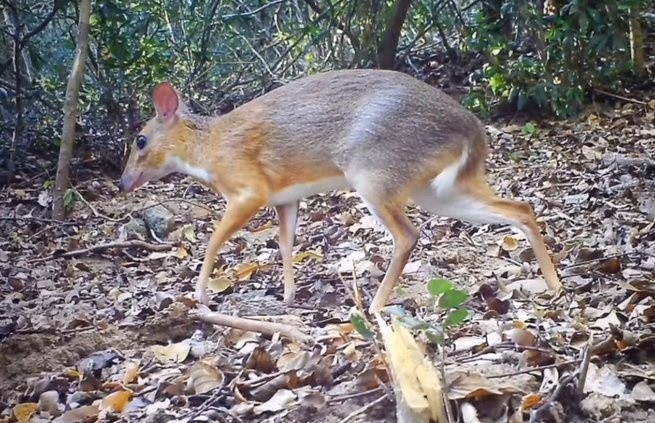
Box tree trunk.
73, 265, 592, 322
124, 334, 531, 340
4, 1, 23, 172
377, 0, 412, 69
52, 0, 92, 219
629, 6, 645, 76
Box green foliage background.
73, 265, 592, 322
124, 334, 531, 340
0, 0, 651, 167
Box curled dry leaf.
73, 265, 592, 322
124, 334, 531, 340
583, 363, 627, 398
233, 262, 260, 281
174, 246, 189, 259
99, 390, 132, 414
521, 393, 543, 410
504, 327, 537, 347
631, 380, 655, 402
293, 251, 323, 264
122, 361, 140, 385
12, 403, 38, 423
253, 389, 297, 415
500, 236, 519, 251
246, 346, 277, 373
52, 405, 99, 423
447, 371, 515, 400
505, 278, 549, 294
277, 351, 310, 372
152, 341, 191, 363
298, 390, 327, 410
250, 373, 300, 402
188, 361, 225, 394
453, 336, 486, 352
207, 276, 234, 293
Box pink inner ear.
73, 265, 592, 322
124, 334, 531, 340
153, 82, 179, 122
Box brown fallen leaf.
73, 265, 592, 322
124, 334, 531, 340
52, 405, 99, 423
253, 389, 297, 415
122, 361, 140, 385
188, 361, 225, 394
234, 262, 260, 281
207, 277, 234, 294
521, 393, 543, 410
13, 402, 38, 423
293, 251, 323, 264
500, 235, 519, 251
504, 327, 537, 347
152, 341, 191, 363
99, 390, 132, 414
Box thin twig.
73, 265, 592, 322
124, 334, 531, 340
0, 216, 76, 225
563, 252, 631, 270
327, 387, 383, 403
487, 359, 581, 379
72, 186, 124, 222
529, 372, 576, 423
337, 394, 389, 423
29, 240, 174, 263
576, 337, 593, 395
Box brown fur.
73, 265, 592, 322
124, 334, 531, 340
120, 69, 562, 313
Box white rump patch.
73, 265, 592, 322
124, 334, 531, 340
411, 146, 513, 225
268, 176, 349, 206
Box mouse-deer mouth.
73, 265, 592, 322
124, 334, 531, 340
119, 170, 147, 192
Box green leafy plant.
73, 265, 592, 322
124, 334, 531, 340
426, 278, 470, 327
63, 189, 78, 209
522, 122, 538, 137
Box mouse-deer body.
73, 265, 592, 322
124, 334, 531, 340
119, 69, 562, 313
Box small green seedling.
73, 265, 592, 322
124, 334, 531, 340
349, 310, 375, 341
522, 122, 538, 138
427, 278, 470, 327
63, 188, 78, 208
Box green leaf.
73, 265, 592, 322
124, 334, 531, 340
63, 189, 77, 208
427, 278, 454, 296
424, 328, 444, 346
522, 122, 537, 135
445, 307, 470, 326
438, 290, 470, 309
349, 312, 374, 340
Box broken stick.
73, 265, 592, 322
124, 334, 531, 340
195, 308, 310, 343
29, 240, 174, 263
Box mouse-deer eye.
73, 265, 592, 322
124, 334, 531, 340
136, 135, 147, 150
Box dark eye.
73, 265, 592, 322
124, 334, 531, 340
136, 135, 147, 150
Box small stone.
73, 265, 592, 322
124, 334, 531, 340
120, 217, 148, 240
143, 205, 175, 238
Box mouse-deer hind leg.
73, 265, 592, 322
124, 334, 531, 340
349, 175, 419, 314
412, 176, 562, 292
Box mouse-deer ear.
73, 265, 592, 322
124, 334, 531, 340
152, 82, 179, 123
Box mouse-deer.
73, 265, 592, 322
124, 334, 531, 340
119, 69, 562, 313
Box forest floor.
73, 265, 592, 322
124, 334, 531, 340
1, 86, 655, 423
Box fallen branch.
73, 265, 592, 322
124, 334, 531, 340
195, 309, 310, 343
0, 216, 76, 225
593, 88, 648, 106
29, 240, 174, 262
